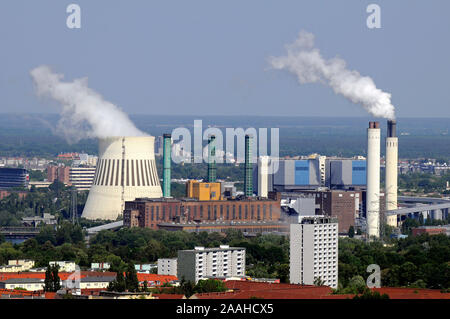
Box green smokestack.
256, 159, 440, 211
244, 135, 253, 197
207, 135, 216, 182
163, 134, 171, 197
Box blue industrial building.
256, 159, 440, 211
326, 159, 366, 189
0, 168, 29, 188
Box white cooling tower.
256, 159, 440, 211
367, 122, 380, 239
385, 120, 398, 227
82, 136, 162, 220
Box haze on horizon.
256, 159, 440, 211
0, 0, 449, 118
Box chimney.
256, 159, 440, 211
367, 121, 380, 238
244, 135, 253, 197
163, 134, 171, 198
385, 120, 398, 227
207, 135, 216, 183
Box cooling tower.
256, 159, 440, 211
385, 120, 398, 227
82, 136, 162, 220
367, 122, 380, 239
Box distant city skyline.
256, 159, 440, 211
0, 1, 449, 118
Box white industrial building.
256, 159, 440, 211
82, 136, 163, 220
177, 245, 245, 283
290, 216, 338, 289
157, 258, 178, 276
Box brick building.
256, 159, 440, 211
285, 190, 362, 234
123, 192, 282, 230
47, 166, 71, 185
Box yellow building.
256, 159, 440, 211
186, 180, 221, 201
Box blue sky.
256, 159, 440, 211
0, 0, 449, 118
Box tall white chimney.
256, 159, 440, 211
257, 156, 269, 198
385, 120, 398, 227
367, 122, 380, 238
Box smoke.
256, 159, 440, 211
269, 30, 395, 120
30, 65, 146, 143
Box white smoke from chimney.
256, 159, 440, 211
269, 30, 395, 120
30, 65, 146, 142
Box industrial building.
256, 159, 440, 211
0, 168, 29, 188
290, 216, 338, 289
157, 220, 289, 234
186, 180, 221, 201
281, 190, 362, 234
82, 136, 163, 220
177, 245, 245, 283
253, 155, 367, 196
123, 192, 282, 230
325, 157, 367, 189
271, 158, 323, 191
69, 166, 96, 191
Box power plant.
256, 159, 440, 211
366, 121, 381, 238
385, 120, 398, 227
82, 136, 162, 220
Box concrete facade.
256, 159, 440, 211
177, 246, 245, 283
82, 136, 163, 220
290, 216, 338, 289
157, 258, 178, 276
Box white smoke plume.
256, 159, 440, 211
269, 30, 395, 120
30, 65, 146, 142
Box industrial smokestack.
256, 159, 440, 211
244, 135, 253, 197
385, 120, 398, 227
258, 156, 269, 198
163, 134, 172, 198
82, 136, 162, 220
367, 121, 380, 238
207, 135, 216, 183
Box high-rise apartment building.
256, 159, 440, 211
290, 216, 338, 289
177, 245, 245, 283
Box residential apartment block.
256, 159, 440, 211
157, 258, 178, 276
177, 245, 245, 283
290, 216, 338, 289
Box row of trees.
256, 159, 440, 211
1, 221, 449, 291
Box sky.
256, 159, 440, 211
0, 0, 449, 118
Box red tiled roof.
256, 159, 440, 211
0, 271, 116, 282
136, 274, 178, 285
194, 281, 450, 299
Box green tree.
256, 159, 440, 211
348, 226, 355, 238
125, 263, 139, 292
194, 279, 227, 294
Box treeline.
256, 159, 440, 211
338, 234, 450, 290
0, 182, 88, 227
1, 225, 449, 290
398, 172, 450, 194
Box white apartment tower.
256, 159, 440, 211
177, 245, 245, 283
290, 216, 338, 289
